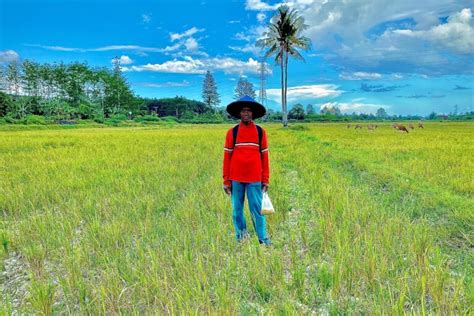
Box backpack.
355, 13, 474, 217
232, 124, 263, 156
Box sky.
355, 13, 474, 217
1, 0, 473, 115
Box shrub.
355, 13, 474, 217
25, 115, 46, 125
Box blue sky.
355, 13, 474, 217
1, 0, 473, 115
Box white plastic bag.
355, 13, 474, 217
261, 192, 275, 215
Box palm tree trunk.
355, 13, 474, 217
280, 50, 285, 127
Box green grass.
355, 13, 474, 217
1, 122, 472, 314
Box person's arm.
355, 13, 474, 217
223, 129, 233, 194
261, 129, 269, 192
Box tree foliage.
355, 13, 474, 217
234, 77, 256, 99
202, 70, 220, 110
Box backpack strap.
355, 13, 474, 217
232, 124, 239, 148
256, 125, 263, 152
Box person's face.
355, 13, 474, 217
240, 107, 253, 122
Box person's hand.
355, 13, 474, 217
262, 183, 269, 193
223, 185, 232, 195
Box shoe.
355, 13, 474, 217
259, 238, 272, 247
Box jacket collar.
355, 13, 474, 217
239, 120, 255, 127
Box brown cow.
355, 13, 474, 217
347, 124, 351, 128
418, 122, 424, 128
408, 123, 415, 129
367, 124, 376, 131
355, 124, 363, 129
396, 124, 409, 133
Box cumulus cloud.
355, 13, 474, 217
320, 101, 390, 114
288, 0, 474, 75
0, 50, 19, 62
267, 84, 342, 102
112, 55, 133, 65
257, 12, 266, 23
123, 56, 264, 75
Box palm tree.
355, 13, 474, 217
257, 5, 311, 127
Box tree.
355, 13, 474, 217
320, 104, 341, 116
306, 104, 314, 114
234, 77, 256, 99
257, 5, 311, 127
289, 103, 305, 119
376, 107, 388, 119
6, 61, 22, 96
0, 91, 12, 116
202, 70, 220, 111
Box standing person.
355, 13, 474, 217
222, 96, 271, 246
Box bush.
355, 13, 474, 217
25, 115, 46, 125
134, 115, 160, 122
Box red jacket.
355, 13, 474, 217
222, 121, 270, 186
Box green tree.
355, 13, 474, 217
234, 77, 256, 99
6, 61, 22, 96
306, 104, 314, 114
289, 103, 305, 120
376, 107, 388, 118
0, 91, 12, 116
320, 104, 342, 116
202, 70, 220, 111
257, 5, 311, 127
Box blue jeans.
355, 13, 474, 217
231, 180, 268, 243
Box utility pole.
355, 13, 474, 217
258, 58, 267, 108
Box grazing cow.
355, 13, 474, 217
395, 124, 409, 133
367, 124, 375, 131
374, 124, 378, 129
355, 124, 363, 129
347, 124, 351, 128
408, 123, 415, 129
418, 122, 424, 128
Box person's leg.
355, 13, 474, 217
231, 180, 248, 240
246, 181, 270, 244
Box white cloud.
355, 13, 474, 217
293, 1, 473, 75
387, 8, 474, 55
170, 27, 205, 41
123, 56, 265, 75
229, 43, 263, 56
339, 72, 383, 80
228, 20, 241, 24
112, 55, 133, 65
320, 101, 389, 114
142, 14, 151, 24
0, 50, 19, 62
257, 13, 266, 23
245, 0, 283, 11
184, 38, 199, 51
267, 84, 342, 103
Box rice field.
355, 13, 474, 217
0, 122, 472, 314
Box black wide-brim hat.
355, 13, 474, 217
226, 95, 266, 119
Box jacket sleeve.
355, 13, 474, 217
261, 129, 270, 185
222, 129, 233, 186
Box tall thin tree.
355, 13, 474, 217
257, 5, 311, 127
202, 70, 220, 111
